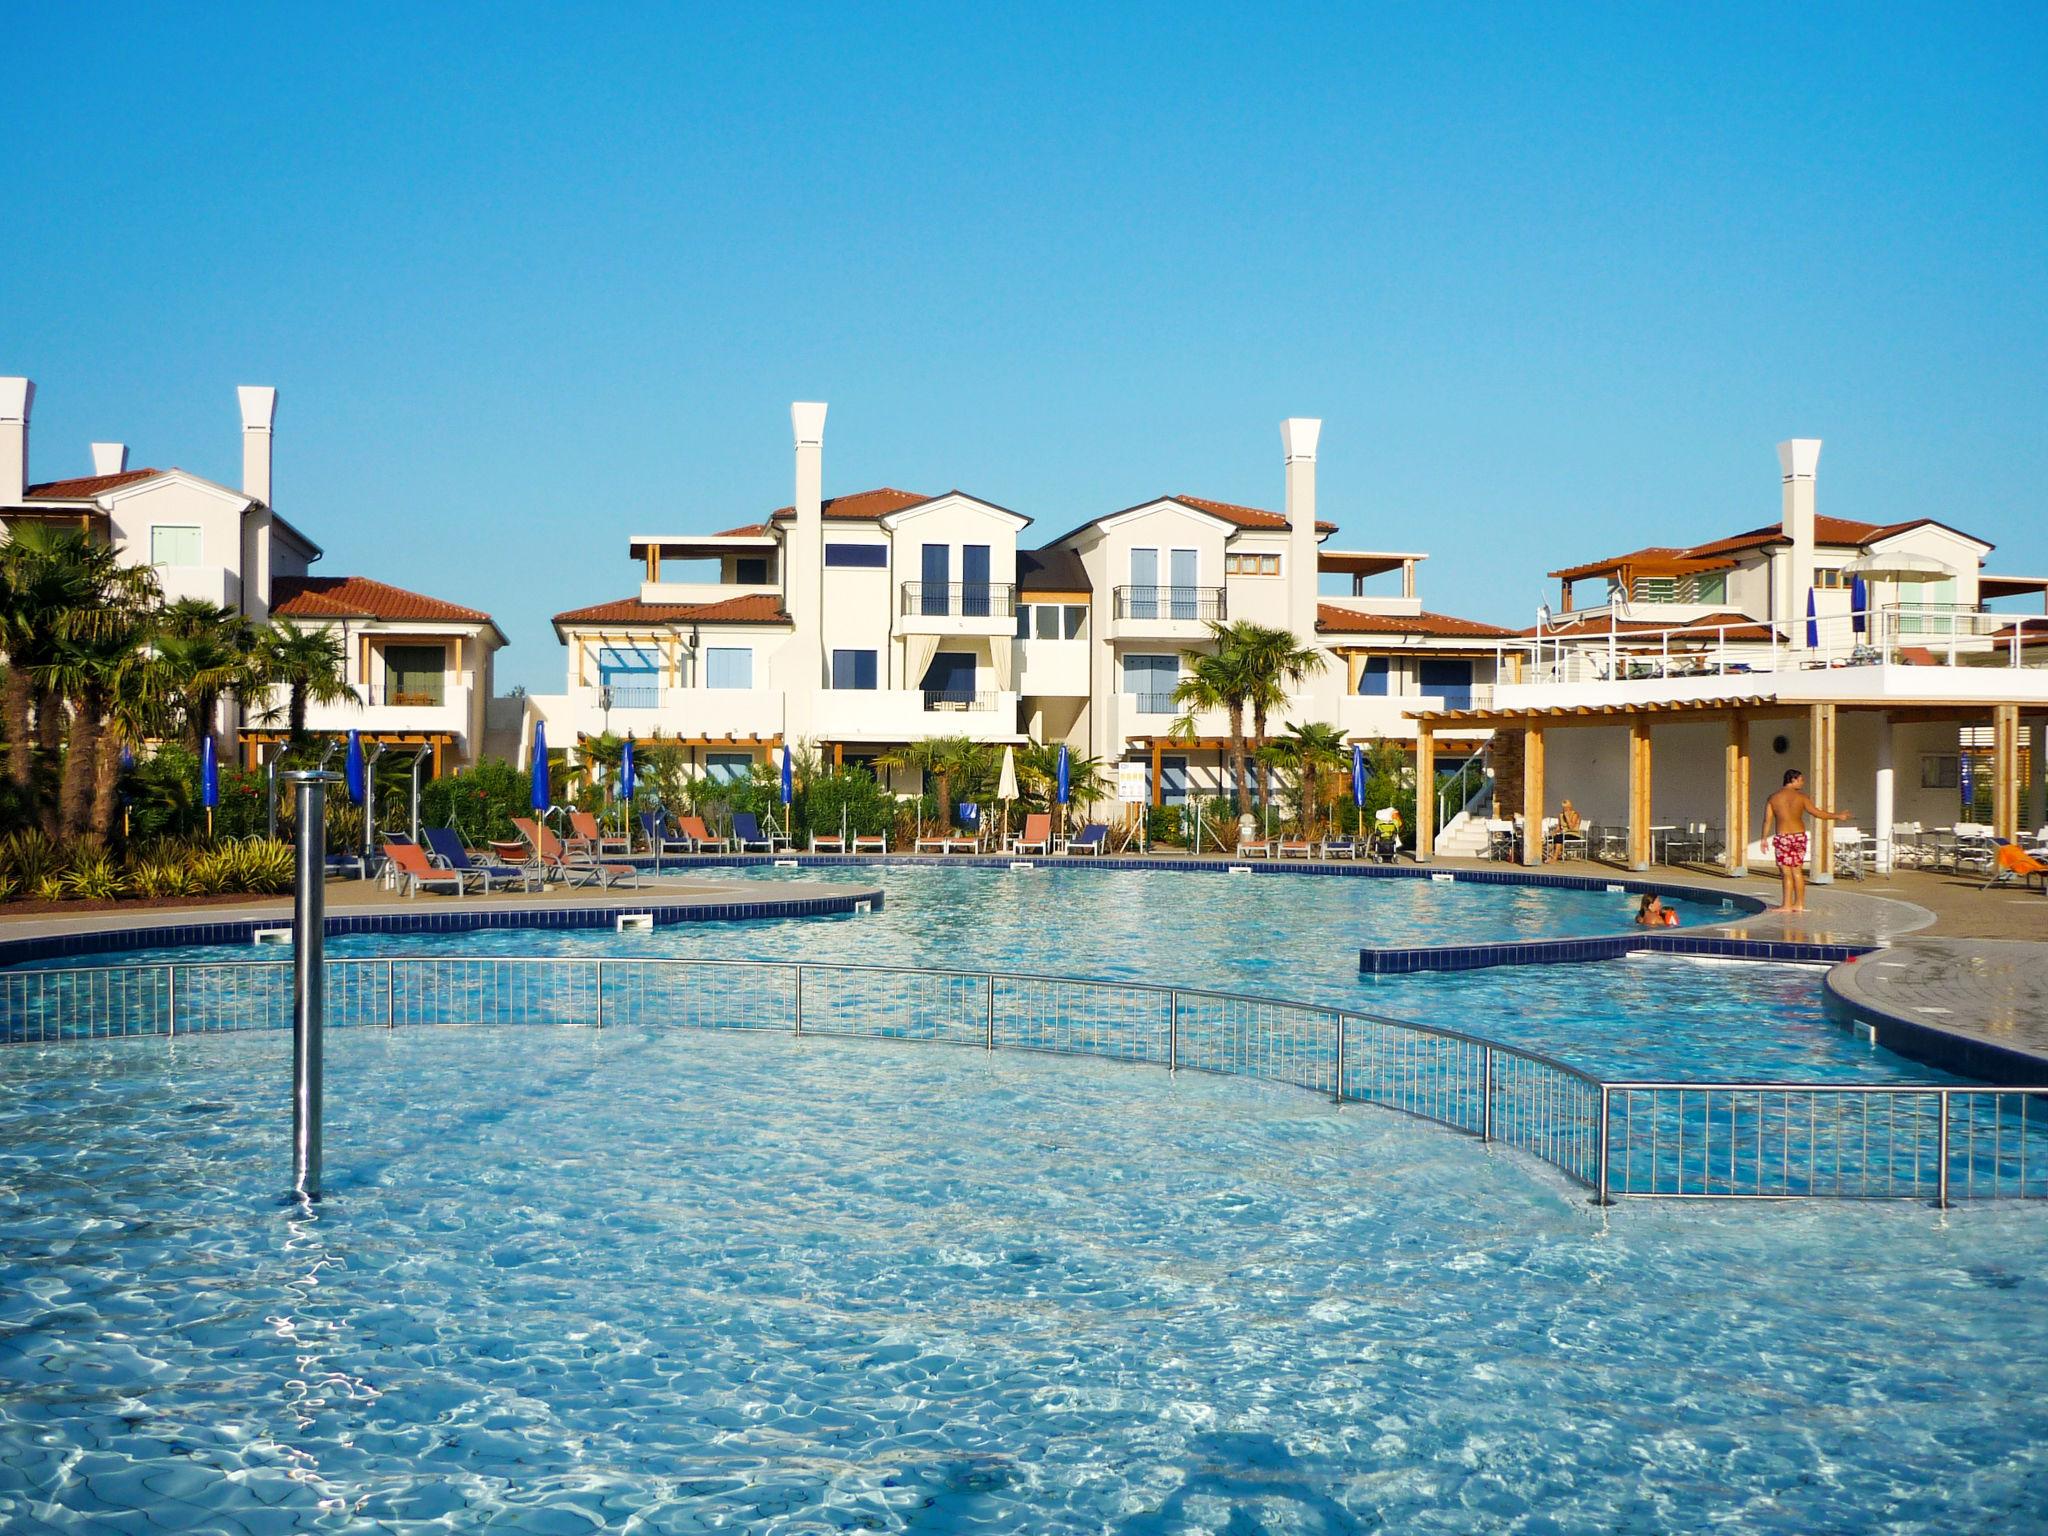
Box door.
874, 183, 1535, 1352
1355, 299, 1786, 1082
1123, 653, 1178, 714
386, 644, 449, 707
1160, 754, 1190, 806
1129, 548, 1159, 619
1356, 657, 1392, 697
594, 645, 656, 709
962, 544, 991, 618
1169, 548, 1198, 620
1418, 658, 1474, 710
920, 651, 977, 707
922, 543, 951, 615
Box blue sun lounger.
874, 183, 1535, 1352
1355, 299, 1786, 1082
423, 827, 532, 893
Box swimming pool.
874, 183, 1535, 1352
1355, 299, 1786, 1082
3, 1025, 2043, 1532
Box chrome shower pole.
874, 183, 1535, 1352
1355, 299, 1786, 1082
288, 770, 339, 1201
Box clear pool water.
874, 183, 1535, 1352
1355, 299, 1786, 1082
21, 864, 1907, 1083
3, 1027, 2042, 1533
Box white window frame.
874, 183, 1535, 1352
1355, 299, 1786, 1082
149, 524, 202, 567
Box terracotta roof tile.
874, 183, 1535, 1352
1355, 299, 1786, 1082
22, 469, 162, 499
1521, 609, 1779, 641
1316, 604, 1518, 639
1175, 493, 1337, 535
271, 575, 494, 626
553, 593, 792, 626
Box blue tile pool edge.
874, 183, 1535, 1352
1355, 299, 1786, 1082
1359, 931, 1872, 975
0, 887, 882, 970
1822, 963, 2048, 1087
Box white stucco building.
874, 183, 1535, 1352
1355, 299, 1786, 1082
526, 403, 1510, 799
0, 375, 504, 770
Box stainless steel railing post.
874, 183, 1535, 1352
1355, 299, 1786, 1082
595, 958, 606, 1028
1167, 990, 1179, 1074
1332, 1014, 1346, 1105
286, 769, 339, 1202
385, 959, 396, 1028
794, 965, 805, 1034
166, 964, 177, 1039
1592, 1084, 1613, 1206
984, 974, 996, 1052
1936, 1090, 1951, 1210
1481, 1046, 1494, 1143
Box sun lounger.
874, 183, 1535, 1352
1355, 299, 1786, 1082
852, 832, 888, 853
423, 828, 532, 893
1010, 813, 1052, 856
1236, 833, 1273, 858
677, 815, 729, 854
810, 832, 846, 852
1063, 823, 1109, 856
569, 809, 632, 857
1277, 838, 1315, 859
1320, 836, 1358, 860
385, 841, 470, 897
514, 817, 640, 888
730, 812, 783, 853
1985, 841, 2048, 894
640, 811, 692, 858
489, 838, 546, 886
914, 831, 953, 853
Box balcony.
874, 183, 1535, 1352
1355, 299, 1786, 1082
290, 682, 476, 743
922, 688, 1001, 712
812, 687, 1021, 743
896, 582, 1019, 637
1110, 585, 1225, 639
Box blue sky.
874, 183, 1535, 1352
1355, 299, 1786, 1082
6, 3, 2043, 690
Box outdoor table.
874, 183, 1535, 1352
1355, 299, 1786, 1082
1649, 825, 1678, 862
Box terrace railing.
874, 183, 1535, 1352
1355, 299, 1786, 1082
5, 955, 2043, 1205
1503, 605, 2048, 689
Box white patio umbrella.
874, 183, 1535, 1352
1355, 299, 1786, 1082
997, 744, 1019, 847
1840, 552, 1953, 582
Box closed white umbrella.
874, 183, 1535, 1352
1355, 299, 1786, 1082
997, 745, 1018, 846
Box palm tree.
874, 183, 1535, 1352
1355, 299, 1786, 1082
156, 599, 256, 752
1169, 640, 1255, 813
1015, 740, 1109, 812
256, 620, 355, 747
0, 522, 96, 798
1262, 721, 1349, 838
877, 735, 993, 828
1230, 624, 1327, 807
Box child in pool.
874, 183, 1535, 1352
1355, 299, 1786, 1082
1635, 894, 1679, 927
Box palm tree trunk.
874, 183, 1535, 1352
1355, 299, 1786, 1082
59, 704, 97, 842
91, 727, 124, 841
1253, 702, 1270, 811
289, 683, 308, 746
191, 686, 218, 752
1227, 704, 1250, 815
2, 667, 33, 791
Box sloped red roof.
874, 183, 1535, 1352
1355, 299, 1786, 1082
1562, 515, 1975, 576
1316, 604, 1518, 639
23, 469, 162, 499
553, 593, 792, 626
272, 575, 493, 625
1175, 493, 1338, 535
711, 489, 933, 538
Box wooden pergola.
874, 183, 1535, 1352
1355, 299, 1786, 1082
1410, 695, 2033, 876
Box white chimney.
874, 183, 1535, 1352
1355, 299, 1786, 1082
789, 401, 828, 681
1281, 417, 1322, 637
91, 442, 127, 477
1778, 437, 1821, 647
238, 385, 276, 504
0, 377, 31, 505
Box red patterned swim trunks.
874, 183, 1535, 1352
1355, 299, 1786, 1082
1772, 832, 1809, 868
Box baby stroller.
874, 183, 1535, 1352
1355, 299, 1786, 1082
1369, 807, 1404, 863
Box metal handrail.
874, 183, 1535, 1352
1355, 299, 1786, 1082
898, 582, 1019, 618
1112, 585, 1227, 622
9, 953, 2047, 1205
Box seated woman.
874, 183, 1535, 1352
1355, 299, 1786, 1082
1635, 893, 1679, 927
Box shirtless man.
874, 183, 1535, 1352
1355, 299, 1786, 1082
1762, 768, 1850, 913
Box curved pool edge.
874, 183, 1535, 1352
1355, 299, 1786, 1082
1824, 937, 2048, 1087
0, 883, 884, 970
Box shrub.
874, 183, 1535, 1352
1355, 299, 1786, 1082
60, 851, 128, 902
0, 872, 17, 903
129, 860, 192, 900
0, 830, 63, 888
420, 757, 533, 845
33, 874, 67, 903
186, 849, 235, 895
225, 838, 295, 894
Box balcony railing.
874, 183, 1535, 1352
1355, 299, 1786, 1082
1507, 605, 2048, 688
922, 688, 1000, 712
899, 582, 1018, 618
1113, 586, 1226, 622
598, 683, 664, 710
365, 685, 447, 707
1128, 692, 1180, 716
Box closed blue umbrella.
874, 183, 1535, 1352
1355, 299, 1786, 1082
1352, 743, 1366, 808
200, 735, 218, 835
781, 743, 794, 806
1960, 751, 1974, 817
344, 730, 366, 806
530, 721, 551, 813
1056, 744, 1070, 805
1805, 588, 1819, 650
620, 736, 636, 801
1850, 574, 1869, 636
119, 745, 135, 773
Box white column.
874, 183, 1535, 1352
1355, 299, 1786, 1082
1873, 714, 1895, 874
1281, 417, 1321, 642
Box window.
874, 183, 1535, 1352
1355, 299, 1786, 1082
1226, 553, 1281, 576
597, 645, 659, 708
1035, 605, 1060, 640
1123, 653, 1178, 713
706, 752, 753, 786
1921, 754, 1961, 790
825, 543, 887, 568
962, 544, 991, 617
149, 525, 201, 567
705, 648, 752, 689
1814, 568, 1846, 590
1633, 577, 1678, 603
1159, 755, 1190, 806
1063, 604, 1086, 640
921, 543, 950, 615
1695, 573, 1727, 604
1418, 658, 1474, 710
384, 644, 447, 706
1356, 657, 1392, 697
831, 649, 878, 690
736, 557, 769, 584
920, 651, 977, 706
1017, 603, 1090, 640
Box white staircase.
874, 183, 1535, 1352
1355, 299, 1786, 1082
1431, 750, 1498, 860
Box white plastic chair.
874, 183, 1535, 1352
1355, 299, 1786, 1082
1831, 825, 1871, 880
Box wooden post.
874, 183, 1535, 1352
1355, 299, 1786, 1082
1809, 702, 1836, 881
1150, 739, 1163, 807
430, 737, 443, 779
1993, 702, 2020, 840
1724, 713, 1750, 875
1628, 717, 1652, 871
832, 742, 843, 769
1520, 724, 1545, 866
1416, 726, 1437, 862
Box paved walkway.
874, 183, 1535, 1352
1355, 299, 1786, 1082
1828, 939, 2048, 1083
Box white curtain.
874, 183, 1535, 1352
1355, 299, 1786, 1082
903, 633, 941, 693
987, 636, 1013, 693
